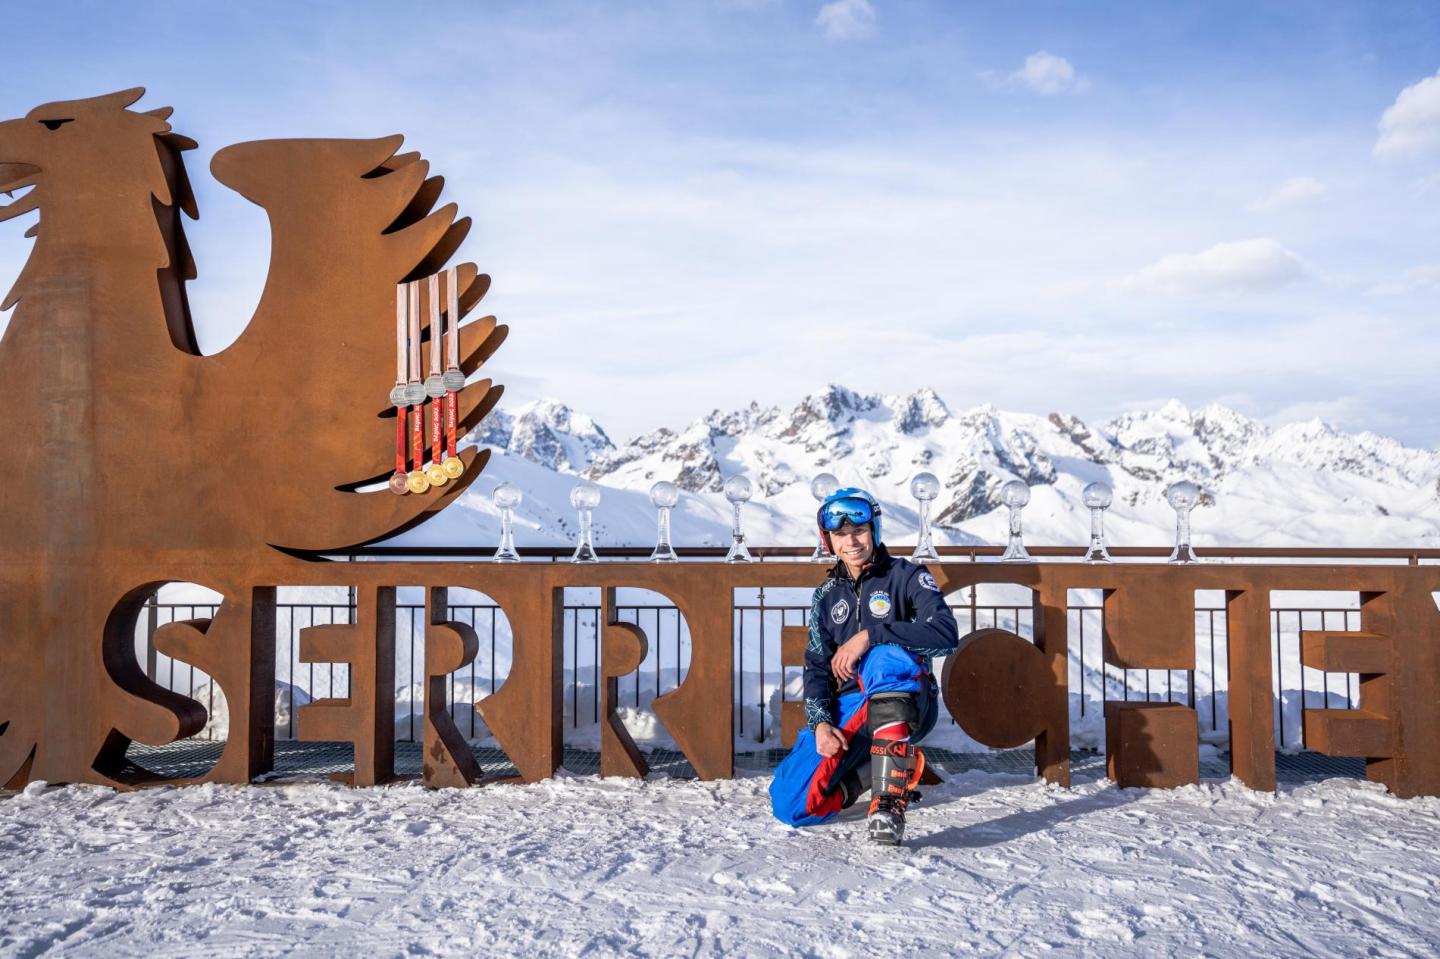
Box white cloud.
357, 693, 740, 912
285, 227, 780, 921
1124, 238, 1308, 294
1374, 68, 1440, 159
1248, 176, 1327, 211
1010, 51, 1087, 95
1370, 262, 1440, 296
815, 0, 875, 41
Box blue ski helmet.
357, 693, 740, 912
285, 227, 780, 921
817, 487, 882, 551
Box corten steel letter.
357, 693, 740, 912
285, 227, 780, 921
296, 585, 396, 786
1303, 579, 1440, 797
1103, 581, 1197, 670
1386, 574, 1440, 797
1033, 582, 1071, 785
1225, 588, 1276, 791
939, 579, 1069, 785
601, 588, 651, 779
421, 587, 483, 788
93, 583, 209, 784
942, 624, 1069, 786
152, 586, 278, 784
780, 625, 807, 748
476, 582, 563, 783
1104, 701, 1200, 788
1102, 579, 1199, 788
649, 579, 733, 780
942, 628, 1049, 747
0, 89, 507, 788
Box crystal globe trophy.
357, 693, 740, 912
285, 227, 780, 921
1082, 481, 1113, 564
999, 480, 1033, 562
491, 482, 522, 563
1165, 480, 1200, 564
649, 480, 679, 563
723, 475, 754, 564
569, 480, 601, 564
909, 471, 941, 562
808, 472, 840, 562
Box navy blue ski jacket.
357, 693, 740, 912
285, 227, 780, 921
804, 543, 959, 730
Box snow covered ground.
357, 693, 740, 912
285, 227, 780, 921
4, 771, 1439, 957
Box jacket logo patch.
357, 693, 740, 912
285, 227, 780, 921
918, 572, 940, 592
868, 591, 892, 618
830, 599, 850, 624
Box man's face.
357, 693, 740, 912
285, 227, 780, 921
830, 522, 874, 570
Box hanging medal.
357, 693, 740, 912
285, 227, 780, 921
388, 285, 411, 494
424, 273, 449, 488
404, 281, 431, 495
441, 266, 466, 480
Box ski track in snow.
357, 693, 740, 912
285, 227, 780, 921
3, 773, 1439, 957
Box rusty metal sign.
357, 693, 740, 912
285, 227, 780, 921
1, 91, 1437, 801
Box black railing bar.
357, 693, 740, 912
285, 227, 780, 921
330, 545, 1440, 562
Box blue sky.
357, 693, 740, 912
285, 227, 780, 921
2, 1, 1438, 444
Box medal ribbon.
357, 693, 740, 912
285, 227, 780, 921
408, 281, 425, 479
428, 273, 444, 468
394, 285, 408, 483
445, 267, 461, 461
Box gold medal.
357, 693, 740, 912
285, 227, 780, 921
442, 456, 465, 480
387, 472, 409, 495
406, 470, 431, 495
426, 463, 448, 487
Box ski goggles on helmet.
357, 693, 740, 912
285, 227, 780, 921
818, 496, 880, 531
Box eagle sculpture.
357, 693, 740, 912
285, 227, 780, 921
0, 89, 505, 786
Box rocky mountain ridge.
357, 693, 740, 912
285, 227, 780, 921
396, 386, 1440, 549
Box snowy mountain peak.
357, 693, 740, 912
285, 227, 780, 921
435, 386, 1440, 552
477, 398, 615, 473
889, 387, 952, 435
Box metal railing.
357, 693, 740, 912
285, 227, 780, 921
138, 576, 1368, 753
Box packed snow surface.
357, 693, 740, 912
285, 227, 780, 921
3, 772, 1439, 957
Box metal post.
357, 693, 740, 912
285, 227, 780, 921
145, 595, 159, 682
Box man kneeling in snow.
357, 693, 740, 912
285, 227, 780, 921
769, 488, 959, 845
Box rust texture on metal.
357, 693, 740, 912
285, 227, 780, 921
602, 588, 651, 779
1103, 584, 1198, 670
779, 625, 808, 748
942, 628, 1052, 749
0, 88, 506, 790
296, 585, 397, 786
2, 91, 1439, 802
422, 587, 483, 788
1104, 701, 1200, 789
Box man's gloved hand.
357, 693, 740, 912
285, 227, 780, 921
814, 722, 848, 758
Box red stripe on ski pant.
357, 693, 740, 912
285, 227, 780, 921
803, 703, 870, 820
